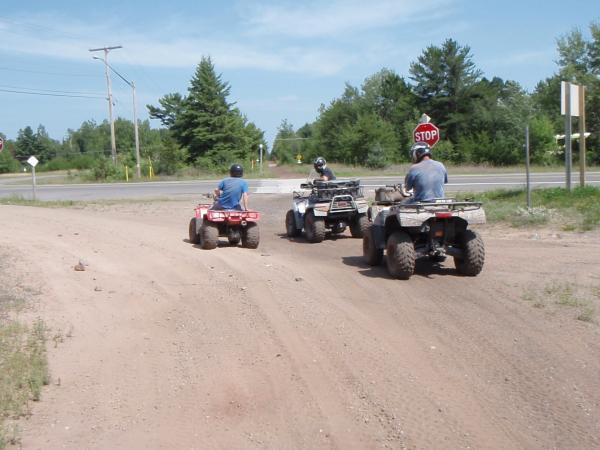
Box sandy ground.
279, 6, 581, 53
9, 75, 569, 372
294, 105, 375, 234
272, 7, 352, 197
1, 195, 600, 450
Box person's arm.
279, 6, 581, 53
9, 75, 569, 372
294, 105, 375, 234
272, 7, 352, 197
214, 180, 224, 199
241, 192, 249, 210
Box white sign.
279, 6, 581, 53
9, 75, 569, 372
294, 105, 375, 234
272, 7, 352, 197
561, 81, 580, 117
0, 137, 4, 152
27, 156, 39, 167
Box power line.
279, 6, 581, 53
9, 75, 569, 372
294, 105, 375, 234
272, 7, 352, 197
0, 88, 105, 99
0, 84, 105, 96
0, 66, 101, 78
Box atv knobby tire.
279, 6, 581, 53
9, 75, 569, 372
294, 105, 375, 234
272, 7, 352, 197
228, 231, 241, 246
454, 230, 485, 276
200, 222, 219, 250
242, 222, 260, 249
304, 210, 325, 243
285, 209, 300, 237
188, 217, 200, 245
363, 225, 383, 266
386, 231, 416, 279
350, 214, 369, 238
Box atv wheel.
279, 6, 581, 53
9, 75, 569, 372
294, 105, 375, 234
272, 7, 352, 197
350, 214, 369, 238
454, 230, 485, 276
285, 209, 300, 237
304, 210, 325, 243
227, 230, 241, 246
386, 231, 415, 279
188, 218, 200, 244
363, 225, 383, 266
242, 222, 260, 249
200, 222, 219, 250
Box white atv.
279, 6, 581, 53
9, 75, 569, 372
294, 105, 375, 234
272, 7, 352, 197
364, 196, 486, 279
285, 179, 369, 243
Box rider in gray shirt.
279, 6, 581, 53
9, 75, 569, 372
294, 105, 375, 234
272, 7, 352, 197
404, 142, 448, 203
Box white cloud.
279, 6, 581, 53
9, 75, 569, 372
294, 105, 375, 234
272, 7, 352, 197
0, 14, 352, 76
242, 0, 455, 38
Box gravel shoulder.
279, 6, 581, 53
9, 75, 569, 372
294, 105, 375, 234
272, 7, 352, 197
1, 195, 599, 449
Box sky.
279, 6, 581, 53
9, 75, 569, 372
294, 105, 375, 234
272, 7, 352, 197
0, 0, 598, 150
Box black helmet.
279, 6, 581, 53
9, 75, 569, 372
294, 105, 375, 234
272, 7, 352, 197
229, 163, 243, 177
313, 156, 327, 173
410, 142, 432, 163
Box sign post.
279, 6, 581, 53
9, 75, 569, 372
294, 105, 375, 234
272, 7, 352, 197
525, 126, 531, 211
579, 85, 586, 187
259, 144, 263, 175
413, 122, 440, 147
27, 156, 39, 200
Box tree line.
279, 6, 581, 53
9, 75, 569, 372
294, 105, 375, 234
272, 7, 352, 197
272, 22, 600, 168
1, 23, 598, 176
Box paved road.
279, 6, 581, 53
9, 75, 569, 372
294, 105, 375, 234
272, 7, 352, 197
1, 172, 599, 201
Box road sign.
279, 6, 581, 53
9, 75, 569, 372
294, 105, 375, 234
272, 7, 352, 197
27, 156, 39, 167
413, 122, 440, 147
0, 137, 3, 152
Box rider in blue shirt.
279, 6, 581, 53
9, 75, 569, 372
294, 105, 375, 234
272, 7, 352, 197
213, 164, 249, 210
404, 142, 447, 203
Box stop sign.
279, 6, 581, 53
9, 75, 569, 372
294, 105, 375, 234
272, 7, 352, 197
413, 122, 440, 147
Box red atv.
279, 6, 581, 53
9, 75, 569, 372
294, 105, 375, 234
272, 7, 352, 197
188, 204, 260, 250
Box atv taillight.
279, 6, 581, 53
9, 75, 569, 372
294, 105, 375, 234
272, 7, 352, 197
245, 212, 259, 220
435, 211, 453, 219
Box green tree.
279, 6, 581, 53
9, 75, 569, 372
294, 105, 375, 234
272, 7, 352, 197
272, 119, 299, 164
148, 56, 263, 168
14, 126, 37, 161
409, 39, 482, 143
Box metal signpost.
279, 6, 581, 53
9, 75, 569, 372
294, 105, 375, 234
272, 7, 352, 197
561, 81, 587, 190
27, 156, 39, 200
578, 85, 586, 187
259, 144, 264, 174
525, 126, 531, 211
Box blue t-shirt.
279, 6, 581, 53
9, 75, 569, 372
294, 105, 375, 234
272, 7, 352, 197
216, 177, 249, 209
404, 159, 448, 202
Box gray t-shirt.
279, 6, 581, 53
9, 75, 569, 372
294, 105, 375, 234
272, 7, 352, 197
404, 159, 448, 202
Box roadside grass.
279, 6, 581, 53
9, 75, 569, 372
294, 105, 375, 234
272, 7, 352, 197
0, 195, 179, 208
278, 163, 600, 178
0, 312, 49, 449
458, 186, 600, 231
0, 195, 76, 208
521, 281, 598, 323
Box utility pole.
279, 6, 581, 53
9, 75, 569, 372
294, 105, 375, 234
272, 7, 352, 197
96, 62, 141, 178
132, 81, 141, 178
89, 45, 122, 164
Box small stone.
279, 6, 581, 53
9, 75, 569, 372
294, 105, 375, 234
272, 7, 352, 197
74, 263, 85, 271
295, 277, 304, 282
240, 287, 247, 291
94, 286, 102, 292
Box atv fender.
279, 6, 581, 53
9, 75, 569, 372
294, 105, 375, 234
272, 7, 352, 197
370, 224, 386, 249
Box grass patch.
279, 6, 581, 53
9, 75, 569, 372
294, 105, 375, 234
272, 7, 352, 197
0, 255, 50, 449
0, 318, 49, 449
0, 195, 76, 208
458, 186, 600, 231
520, 281, 597, 323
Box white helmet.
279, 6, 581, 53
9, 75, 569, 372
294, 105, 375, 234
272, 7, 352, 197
410, 142, 432, 163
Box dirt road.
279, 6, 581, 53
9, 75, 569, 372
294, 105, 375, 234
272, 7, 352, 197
2, 195, 600, 449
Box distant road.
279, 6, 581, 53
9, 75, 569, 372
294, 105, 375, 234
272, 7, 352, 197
1, 172, 599, 201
